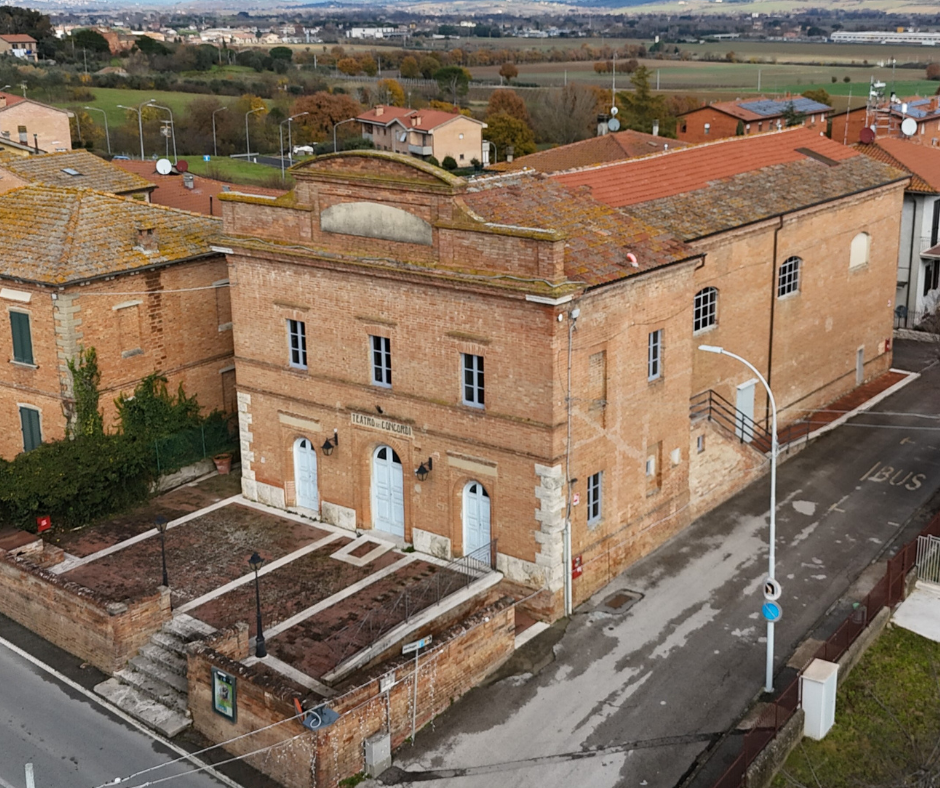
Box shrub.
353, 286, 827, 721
427, 155, 441, 167
115, 373, 201, 442
442, 155, 458, 170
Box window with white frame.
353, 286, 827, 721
693, 287, 718, 333
288, 319, 307, 369
370, 335, 392, 387
462, 353, 484, 408
587, 472, 602, 525
849, 232, 870, 269
777, 256, 802, 297
648, 329, 662, 381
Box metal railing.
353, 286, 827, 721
894, 305, 938, 331
326, 540, 497, 666
916, 534, 940, 586
690, 390, 811, 455
152, 420, 237, 475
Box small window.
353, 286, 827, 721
61, 167, 82, 177
648, 329, 662, 381
370, 335, 391, 387
10, 311, 33, 365
693, 287, 718, 333
587, 472, 602, 525
777, 256, 802, 298
288, 319, 307, 369
696, 434, 705, 454
704, 123, 710, 135
19, 406, 41, 452
462, 353, 484, 408
646, 442, 662, 492
849, 232, 870, 269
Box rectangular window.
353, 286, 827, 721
10, 311, 33, 365
587, 472, 602, 525
370, 335, 391, 387
646, 442, 662, 492
462, 353, 484, 407
288, 319, 307, 369
19, 406, 40, 452
648, 330, 662, 381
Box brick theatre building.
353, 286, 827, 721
219, 128, 906, 618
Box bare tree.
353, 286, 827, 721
529, 84, 597, 146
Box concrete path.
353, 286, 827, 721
389, 344, 940, 788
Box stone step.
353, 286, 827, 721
151, 631, 189, 656
139, 643, 188, 677
115, 667, 189, 713
163, 614, 216, 642
95, 678, 191, 738
129, 656, 189, 694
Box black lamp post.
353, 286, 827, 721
248, 551, 267, 658
155, 515, 169, 589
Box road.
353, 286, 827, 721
388, 342, 940, 788
0, 638, 230, 788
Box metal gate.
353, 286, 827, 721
916, 535, 940, 585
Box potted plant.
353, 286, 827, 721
213, 452, 232, 475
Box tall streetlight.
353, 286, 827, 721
245, 106, 264, 161
279, 112, 308, 181
699, 344, 779, 693
287, 111, 307, 168
147, 102, 177, 164
117, 98, 152, 161
83, 106, 110, 155
332, 116, 357, 153
211, 106, 227, 158
155, 515, 169, 591
248, 552, 267, 658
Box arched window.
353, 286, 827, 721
693, 287, 718, 333
777, 256, 802, 298
850, 232, 870, 269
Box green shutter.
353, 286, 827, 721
10, 312, 33, 365
19, 407, 41, 452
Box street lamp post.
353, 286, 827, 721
147, 102, 177, 164
212, 106, 227, 158
83, 106, 110, 155
155, 515, 169, 590
245, 107, 263, 161
332, 117, 357, 153
279, 112, 309, 181
116, 99, 152, 161
248, 552, 267, 658
699, 344, 778, 693
287, 111, 307, 168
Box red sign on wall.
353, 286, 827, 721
572, 555, 583, 579
36, 515, 51, 533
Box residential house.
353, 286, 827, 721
358, 106, 487, 167
0, 92, 72, 153
217, 130, 904, 620
0, 186, 233, 458
0, 34, 38, 62
856, 138, 940, 325
677, 97, 831, 144
0, 150, 155, 199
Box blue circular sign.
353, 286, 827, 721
762, 601, 782, 622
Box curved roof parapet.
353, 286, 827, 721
291, 149, 466, 191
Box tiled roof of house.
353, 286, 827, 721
0, 185, 221, 285
111, 159, 285, 215
685, 97, 831, 122
0, 150, 154, 194
357, 106, 484, 131
627, 155, 907, 241
0, 90, 27, 108
0, 34, 36, 43
855, 138, 940, 194
461, 174, 697, 287
489, 130, 691, 174
357, 106, 415, 126
552, 127, 859, 208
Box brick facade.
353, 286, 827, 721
678, 106, 828, 144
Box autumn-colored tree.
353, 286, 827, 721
428, 100, 472, 117
802, 88, 831, 106
400, 55, 420, 79
926, 62, 940, 81
376, 78, 406, 107
419, 54, 442, 79
594, 61, 610, 74
449, 48, 465, 65
289, 91, 362, 144
485, 112, 536, 158
359, 55, 378, 77
499, 62, 519, 83
486, 89, 531, 127
337, 57, 360, 76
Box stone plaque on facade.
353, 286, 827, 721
350, 412, 413, 438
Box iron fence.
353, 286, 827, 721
152, 419, 238, 475
916, 535, 940, 585
690, 390, 811, 455
326, 540, 497, 667
894, 306, 938, 331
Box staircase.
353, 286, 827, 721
95, 614, 216, 738
690, 389, 811, 454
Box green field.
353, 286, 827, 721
181, 155, 292, 189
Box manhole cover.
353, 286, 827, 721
602, 590, 642, 613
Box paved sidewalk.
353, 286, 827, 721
387, 347, 940, 788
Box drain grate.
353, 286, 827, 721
602, 589, 642, 613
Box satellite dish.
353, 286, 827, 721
859, 127, 875, 144
901, 117, 917, 137
610, 106, 619, 116
176, 160, 189, 173
608, 117, 621, 132
155, 158, 172, 175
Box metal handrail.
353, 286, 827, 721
690, 390, 810, 453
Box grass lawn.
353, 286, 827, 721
181, 155, 292, 189
772, 625, 940, 788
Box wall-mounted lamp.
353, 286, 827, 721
415, 457, 433, 481
321, 429, 338, 456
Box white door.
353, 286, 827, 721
463, 481, 491, 560
735, 379, 757, 443
372, 445, 404, 538
294, 437, 318, 511
856, 347, 865, 386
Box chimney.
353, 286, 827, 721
652, 120, 660, 137
33, 133, 38, 154
183, 172, 194, 189
412, 116, 421, 126
0, 95, 6, 109
136, 225, 157, 251
375, 105, 384, 117
506, 144, 514, 163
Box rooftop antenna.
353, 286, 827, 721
612, 52, 616, 105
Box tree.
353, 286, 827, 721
486, 89, 531, 127
802, 88, 831, 106
781, 101, 802, 127
135, 35, 169, 56
400, 55, 420, 79
499, 62, 518, 84
485, 112, 536, 158
434, 65, 471, 105
928, 63, 940, 81
531, 84, 597, 145
337, 57, 360, 76
376, 78, 406, 107
735, 119, 745, 136
289, 91, 362, 144
72, 28, 110, 54
270, 46, 293, 62
359, 55, 378, 77
618, 66, 669, 135
419, 55, 441, 79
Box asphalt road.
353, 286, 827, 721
389, 343, 940, 788
0, 639, 230, 788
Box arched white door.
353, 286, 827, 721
372, 445, 404, 538
293, 437, 318, 512
463, 481, 491, 559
